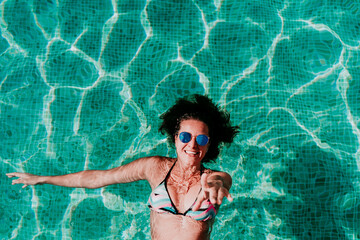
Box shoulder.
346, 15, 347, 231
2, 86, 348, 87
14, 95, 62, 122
142, 156, 174, 169
143, 156, 175, 187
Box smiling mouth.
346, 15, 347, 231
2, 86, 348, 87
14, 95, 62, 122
185, 150, 200, 156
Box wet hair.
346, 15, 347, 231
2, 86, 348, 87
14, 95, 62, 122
159, 94, 239, 163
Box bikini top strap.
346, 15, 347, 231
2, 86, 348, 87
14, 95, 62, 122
164, 160, 177, 181
165, 161, 205, 183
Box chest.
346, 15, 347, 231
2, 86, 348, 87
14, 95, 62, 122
166, 181, 202, 213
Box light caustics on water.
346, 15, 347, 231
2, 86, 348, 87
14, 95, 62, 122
1, 0, 360, 239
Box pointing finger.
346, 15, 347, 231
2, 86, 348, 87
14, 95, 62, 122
217, 190, 226, 205
221, 187, 233, 203
217, 188, 233, 205
201, 173, 209, 189
6, 173, 17, 178
208, 187, 218, 205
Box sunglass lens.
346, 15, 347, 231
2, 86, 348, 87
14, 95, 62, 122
179, 132, 191, 143
196, 135, 209, 146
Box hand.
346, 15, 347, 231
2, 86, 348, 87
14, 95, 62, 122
6, 172, 40, 188
192, 173, 233, 211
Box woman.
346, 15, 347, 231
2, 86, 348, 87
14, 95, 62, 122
7, 94, 238, 240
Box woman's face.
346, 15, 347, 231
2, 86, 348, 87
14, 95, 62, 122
175, 119, 210, 164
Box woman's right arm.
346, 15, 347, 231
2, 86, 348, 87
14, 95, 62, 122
6, 156, 160, 189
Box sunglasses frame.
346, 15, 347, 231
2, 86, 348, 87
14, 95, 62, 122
178, 131, 210, 146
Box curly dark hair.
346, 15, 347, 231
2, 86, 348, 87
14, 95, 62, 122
159, 94, 239, 163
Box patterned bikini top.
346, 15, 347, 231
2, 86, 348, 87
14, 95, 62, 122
147, 162, 216, 221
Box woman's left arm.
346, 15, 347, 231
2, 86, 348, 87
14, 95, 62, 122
192, 171, 233, 211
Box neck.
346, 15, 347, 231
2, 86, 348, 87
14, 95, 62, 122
169, 160, 202, 193
175, 159, 201, 178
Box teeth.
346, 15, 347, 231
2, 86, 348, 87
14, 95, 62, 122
185, 150, 198, 155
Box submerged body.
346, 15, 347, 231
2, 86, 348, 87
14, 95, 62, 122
147, 157, 218, 239
150, 211, 213, 240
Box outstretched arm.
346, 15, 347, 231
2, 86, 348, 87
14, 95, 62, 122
6, 156, 157, 189
192, 171, 233, 211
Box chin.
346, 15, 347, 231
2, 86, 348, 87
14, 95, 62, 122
183, 154, 203, 164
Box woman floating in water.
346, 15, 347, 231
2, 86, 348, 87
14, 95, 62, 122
7, 94, 238, 240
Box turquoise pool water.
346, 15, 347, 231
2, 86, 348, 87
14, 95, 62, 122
1, 0, 360, 239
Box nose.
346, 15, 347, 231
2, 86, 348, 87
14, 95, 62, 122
187, 136, 198, 148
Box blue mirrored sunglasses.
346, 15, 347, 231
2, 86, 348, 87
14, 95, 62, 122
178, 132, 210, 146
